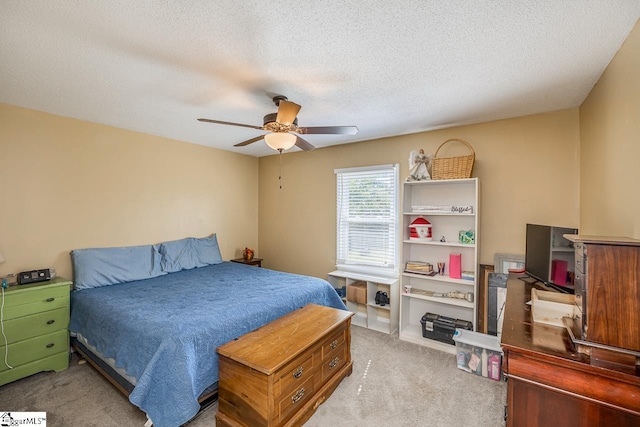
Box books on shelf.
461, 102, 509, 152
405, 261, 436, 276
461, 271, 475, 281
411, 205, 474, 214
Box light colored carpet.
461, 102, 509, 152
0, 326, 506, 426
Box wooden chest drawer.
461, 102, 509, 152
321, 326, 346, 359
276, 352, 315, 397
216, 304, 354, 427
278, 375, 316, 423
321, 344, 348, 383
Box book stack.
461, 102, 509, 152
461, 271, 475, 281
405, 261, 436, 276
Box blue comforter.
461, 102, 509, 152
69, 262, 346, 427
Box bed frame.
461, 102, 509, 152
71, 339, 218, 418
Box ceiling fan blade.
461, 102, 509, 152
234, 135, 265, 147
275, 100, 301, 126
295, 136, 315, 151
295, 125, 358, 135
198, 118, 264, 131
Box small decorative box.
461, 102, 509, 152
458, 230, 475, 244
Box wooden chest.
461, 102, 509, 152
216, 304, 354, 427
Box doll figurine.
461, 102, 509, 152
406, 149, 431, 181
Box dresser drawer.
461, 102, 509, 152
2, 308, 69, 345
278, 375, 316, 423
0, 329, 69, 373
4, 290, 69, 321
276, 352, 315, 397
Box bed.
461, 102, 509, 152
68, 235, 346, 427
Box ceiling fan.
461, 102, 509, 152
198, 96, 358, 152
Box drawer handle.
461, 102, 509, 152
47, 320, 55, 325
46, 297, 55, 302
291, 387, 305, 404
330, 339, 338, 349
329, 356, 340, 369
293, 367, 304, 379
46, 343, 55, 348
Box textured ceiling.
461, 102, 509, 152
1, 2, 639, 157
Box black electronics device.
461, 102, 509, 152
525, 224, 578, 293
420, 312, 473, 345
18, 269, 51, 285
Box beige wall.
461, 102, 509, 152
579, 20, 640, 238
0, 104, 259, 280
259, 110, 580, 278
7, 17, 636, 283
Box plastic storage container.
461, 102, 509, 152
453, 329, 503, 381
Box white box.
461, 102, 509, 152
453, 329, 503, 381
531, 288, 576, 327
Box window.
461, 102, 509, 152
335, 164, 399, 276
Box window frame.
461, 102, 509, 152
334, 163, 399, 278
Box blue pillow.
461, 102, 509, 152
71, 244, 166, 290
157, 234, 223, 273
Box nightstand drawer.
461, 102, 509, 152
0, 329, 69, 373
2, 308, 69, 345
4, 288, 69, 320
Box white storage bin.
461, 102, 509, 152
453, 329, 503, 381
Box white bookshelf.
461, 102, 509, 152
399, 178, 479, 354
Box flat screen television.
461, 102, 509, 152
525, 224, 578, 293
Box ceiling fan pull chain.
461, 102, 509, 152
279, 148, 283, 190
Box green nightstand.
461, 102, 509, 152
0, 277, 72, 386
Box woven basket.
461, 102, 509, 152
431, 138, 475, 180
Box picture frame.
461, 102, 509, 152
477, 264, 494, 333
493, 253, 525, 274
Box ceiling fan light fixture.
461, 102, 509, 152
264, 132, 296, 151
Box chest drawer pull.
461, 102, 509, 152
329, 356, 340, 369
330, 339, 338, 349
46, 319, 55, 325
46, 297, 55, 302
293, 367, 304, 379
46, 343, 55, 348
291, 387, 305, 404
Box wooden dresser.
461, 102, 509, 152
216, 304, 354, 427
0, 278, 71, 386
565, 235, 640, 352
501, 278, 640, 426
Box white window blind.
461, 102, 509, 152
335, 164, 399, 273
